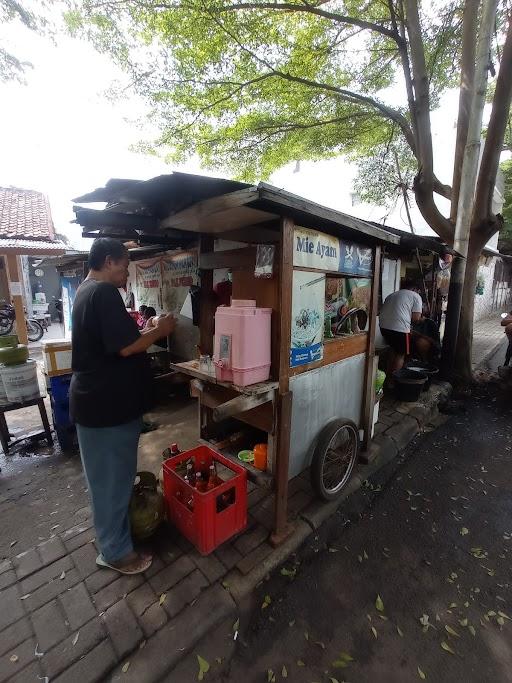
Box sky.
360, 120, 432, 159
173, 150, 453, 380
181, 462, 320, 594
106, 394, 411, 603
0, 5, 484, 250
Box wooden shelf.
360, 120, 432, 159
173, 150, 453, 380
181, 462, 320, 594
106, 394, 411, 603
170, 360, 278, 396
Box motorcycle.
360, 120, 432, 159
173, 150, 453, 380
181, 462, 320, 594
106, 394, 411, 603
0, 302, 44, 342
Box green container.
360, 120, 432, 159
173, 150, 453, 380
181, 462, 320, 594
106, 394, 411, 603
0, 335, 19, 349
0, 344, 29, 366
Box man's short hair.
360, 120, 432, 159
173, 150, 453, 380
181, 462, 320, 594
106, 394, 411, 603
145, 306, 157, 317
88, 238, 129, 270
401, 278, 416, 290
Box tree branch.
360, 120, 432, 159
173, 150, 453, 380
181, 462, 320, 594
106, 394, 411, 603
474, 11, 512, 227
216, 2, 403, 44
450, 0, 478, 223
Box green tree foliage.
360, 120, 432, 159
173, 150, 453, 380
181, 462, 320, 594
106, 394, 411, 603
65, 0, 475, 180
0, 0, 50, 82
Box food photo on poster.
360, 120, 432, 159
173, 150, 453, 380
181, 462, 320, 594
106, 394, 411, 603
290, 271, 326, 367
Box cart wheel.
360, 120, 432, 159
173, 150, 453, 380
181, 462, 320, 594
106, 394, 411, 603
310, 418, 359, 501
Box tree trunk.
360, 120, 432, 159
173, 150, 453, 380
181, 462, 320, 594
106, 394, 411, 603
452, 230, 489, 382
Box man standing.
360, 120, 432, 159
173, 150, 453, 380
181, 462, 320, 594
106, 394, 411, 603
379, 280, 423, 381
70, 238, 175, 575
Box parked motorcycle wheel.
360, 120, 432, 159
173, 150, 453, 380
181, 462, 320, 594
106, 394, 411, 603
0, 314, 13, 335
26, 319, 44, 342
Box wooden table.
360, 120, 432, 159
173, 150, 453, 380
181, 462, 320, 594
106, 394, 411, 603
0, 397, 53, 454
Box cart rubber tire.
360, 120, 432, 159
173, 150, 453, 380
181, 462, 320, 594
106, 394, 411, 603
310, 418, 359, 501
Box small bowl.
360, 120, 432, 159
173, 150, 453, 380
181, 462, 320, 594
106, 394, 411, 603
238, 449, 254, 463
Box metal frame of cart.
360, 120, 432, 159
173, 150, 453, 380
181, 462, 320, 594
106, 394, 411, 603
73, 173, 399, 545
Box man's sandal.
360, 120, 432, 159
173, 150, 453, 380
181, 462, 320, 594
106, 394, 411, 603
96, 553, 152, 575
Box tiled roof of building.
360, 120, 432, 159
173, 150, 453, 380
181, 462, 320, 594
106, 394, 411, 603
0, 238, 66, 252
0, 186, 56, 241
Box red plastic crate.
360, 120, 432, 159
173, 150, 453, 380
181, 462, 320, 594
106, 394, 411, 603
162, 445, 247, 555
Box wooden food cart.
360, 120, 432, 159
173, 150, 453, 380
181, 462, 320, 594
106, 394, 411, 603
73, 173, 399, 544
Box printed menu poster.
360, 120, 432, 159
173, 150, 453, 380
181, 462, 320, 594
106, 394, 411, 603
290, 270, 325, 368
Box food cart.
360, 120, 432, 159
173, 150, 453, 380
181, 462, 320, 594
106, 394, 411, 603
73, 173, 399, 544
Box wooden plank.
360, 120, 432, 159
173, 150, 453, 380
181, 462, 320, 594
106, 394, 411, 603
289, 334, 368, 377
170, 361, 278, 395
199, 384, 275, 433
271, 391, 293, 545
160, 188, 278, 232
293, 265, 373, 279
198, 236, 215, 356
361, 245, 381, 450
257, 183, 400, 245
199, 247, 256, 271
5, 254, 28, 345
212, 391, 274, 423
278, 218, 294, 393
231, 262, 281, 379
74, 206, 158, 230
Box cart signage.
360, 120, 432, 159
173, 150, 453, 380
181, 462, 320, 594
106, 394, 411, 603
293, 227, 373, 276
135, 258, 162, 310
290, 270, 325, 368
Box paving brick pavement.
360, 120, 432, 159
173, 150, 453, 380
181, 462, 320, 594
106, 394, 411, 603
0, 381, 451, 682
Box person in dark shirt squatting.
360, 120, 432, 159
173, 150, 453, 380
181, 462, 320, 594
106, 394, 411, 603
70, 238, 175, 575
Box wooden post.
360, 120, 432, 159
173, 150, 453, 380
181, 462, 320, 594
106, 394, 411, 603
198, 236, 215, 356
5, 254, 28, 345
361, 245, 381, 451
271, 216, 294, 545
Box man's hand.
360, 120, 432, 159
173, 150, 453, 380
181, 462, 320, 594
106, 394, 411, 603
155, 314, 176, 337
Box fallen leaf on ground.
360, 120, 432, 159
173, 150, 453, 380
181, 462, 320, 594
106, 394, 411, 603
20, 594, 30, 600
460, 527, 469, 536
60, 571, 66, 580
418, 665, 426, 679
280, 567, 296, 578
10, 655, 18, 663
281, 665, 288, 678
497, 617, 505, 627
371, 626, 378, 639
288, 620, 295, 627
338, 652, 354, 662
72, 632, 80, 646
159, 593, 166, 606
332, 660, 348, 669
330, 679, 340, 683
262, 595, 271, 610
498, 611, 511, 620
363, 550, 369, 560
445, 625, 460, 638
296, 660, 305, 667
459, 618, 468, 627
314, 641, 325, 649
121, 662, 130, 673
469, 625, 476, 637
304, 631, 309, 641
34, 644, 44, 657
266, 670, 275, 683
10, 541, 17, 548
197, 655, 210, 681
232, 618, 239, 633
375, 595, 384, 612
441, 641, 456, 655
215, 658, 222, 665
397, 625, 404, 637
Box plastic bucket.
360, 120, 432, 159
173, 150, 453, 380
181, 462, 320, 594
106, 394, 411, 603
393, 368, 427, 402
0, 360, 40, 403
406, 363, 439, 390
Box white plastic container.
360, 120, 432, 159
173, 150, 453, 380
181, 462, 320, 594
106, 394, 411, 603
214, 300, 272, 386
42, 339, 72, 377
0, 360, 40, 403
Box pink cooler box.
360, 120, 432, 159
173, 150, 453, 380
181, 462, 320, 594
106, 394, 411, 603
214, 299, 272, 386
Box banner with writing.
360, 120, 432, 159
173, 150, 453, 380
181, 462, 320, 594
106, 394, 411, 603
161, 250, 198, 313
293, 227, 373, 276
135, 258, 162, 310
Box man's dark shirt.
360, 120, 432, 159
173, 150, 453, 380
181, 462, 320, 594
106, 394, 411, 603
70, 279, 151, 427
